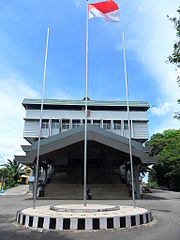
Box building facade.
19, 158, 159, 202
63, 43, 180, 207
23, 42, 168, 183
23, 98, 149, 143
15, 98, 155, 199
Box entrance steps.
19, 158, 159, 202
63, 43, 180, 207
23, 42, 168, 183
43, 174, 130, 200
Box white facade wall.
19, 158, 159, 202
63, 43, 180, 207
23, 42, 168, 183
133, 121, 148, 139
25, 109, 148, 120
23, 109, 148, 141
24, 119, 39, 138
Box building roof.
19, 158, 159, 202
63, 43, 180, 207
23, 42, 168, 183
15, 125, 155, 166
22, 98, 150, 110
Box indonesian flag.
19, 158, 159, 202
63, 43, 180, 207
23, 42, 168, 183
88, 0, 120, 23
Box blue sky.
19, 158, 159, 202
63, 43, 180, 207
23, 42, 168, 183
0, 0, 179, 161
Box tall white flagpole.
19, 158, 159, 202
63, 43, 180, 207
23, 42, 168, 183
33, 27, 50, 209
122, 31, 136, 208
83, 0, 89, 206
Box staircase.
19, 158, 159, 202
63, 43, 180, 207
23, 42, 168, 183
90, 184, 129, 200
43, 174, 130, 200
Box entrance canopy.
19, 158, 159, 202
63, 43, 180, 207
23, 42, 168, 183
15, 125, 155, 166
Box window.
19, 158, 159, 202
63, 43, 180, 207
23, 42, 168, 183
114, 120, 121, 130
72, 119, 81, 128
51, 119, 59, 129
62, 119, 70, 130
83, 119, 91, 124
93, 120, 101, 128
103, 120, 111, 130
41, 119, 49, 129
124, 120, 129, 130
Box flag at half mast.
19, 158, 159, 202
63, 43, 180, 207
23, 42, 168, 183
88, 0, 120, 22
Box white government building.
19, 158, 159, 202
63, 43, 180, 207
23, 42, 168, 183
15, 98, 155, 199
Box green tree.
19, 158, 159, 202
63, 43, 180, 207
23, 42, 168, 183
148, 168, 158, 189
4, 159, 24, 186
0, 168, 9, 190
168, 7, 180, 119
168, 6, 180, 83
147, 129, 180, 191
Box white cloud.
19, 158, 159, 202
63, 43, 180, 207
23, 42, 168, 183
0, 73, 71, 162
151, 116, 179, 135
116, 0, 180, 134
0, 75, 39, 161
138, 2, 180, 133
151, 102, 172, 116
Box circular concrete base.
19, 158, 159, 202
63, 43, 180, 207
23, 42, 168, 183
16, 204, 153, 231
50, 204, 120, 213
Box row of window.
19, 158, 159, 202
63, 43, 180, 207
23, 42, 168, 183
41, 119, 129, 130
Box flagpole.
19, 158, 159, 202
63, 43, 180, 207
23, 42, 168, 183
33, 27, 50, 209
122, 31, 136, 208
83, 0, 89, 207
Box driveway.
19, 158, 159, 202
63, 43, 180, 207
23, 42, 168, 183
2, 185, 29, 196
0, 189, 180, 240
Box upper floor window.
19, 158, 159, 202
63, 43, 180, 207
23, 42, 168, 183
41, 119, 49, 129
124, 120, 129, 130
83, 119, 91, 124
72, 119, 81, 128
62, 119, 70, 130
52, 119, 59, 129
93, 120, 101, 128
114, 120, 121, 130
103, 120, 111, 130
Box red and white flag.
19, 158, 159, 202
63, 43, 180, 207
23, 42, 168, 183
88, 0, 120, 23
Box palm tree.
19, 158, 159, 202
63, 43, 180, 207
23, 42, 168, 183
5, 159, 25, 183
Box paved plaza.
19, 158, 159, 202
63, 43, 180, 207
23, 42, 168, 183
0, 189, 180, 240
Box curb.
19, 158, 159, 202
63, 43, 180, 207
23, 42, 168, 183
16, 210, 153, 231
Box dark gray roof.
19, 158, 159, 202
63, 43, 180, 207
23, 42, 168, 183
22, 98, 149, 108
15, 125, 155, 166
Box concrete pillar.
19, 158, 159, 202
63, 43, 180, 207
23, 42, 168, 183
101, 119, 103, 129
111, 120, 113, 131
134, 165, 141, 199
70, 119, 72, 130
29, 165, 35, 193
122, 121, 124, 137
59, 119, 62, 133
49, 119, 52, 136
131, 120, 133, 138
